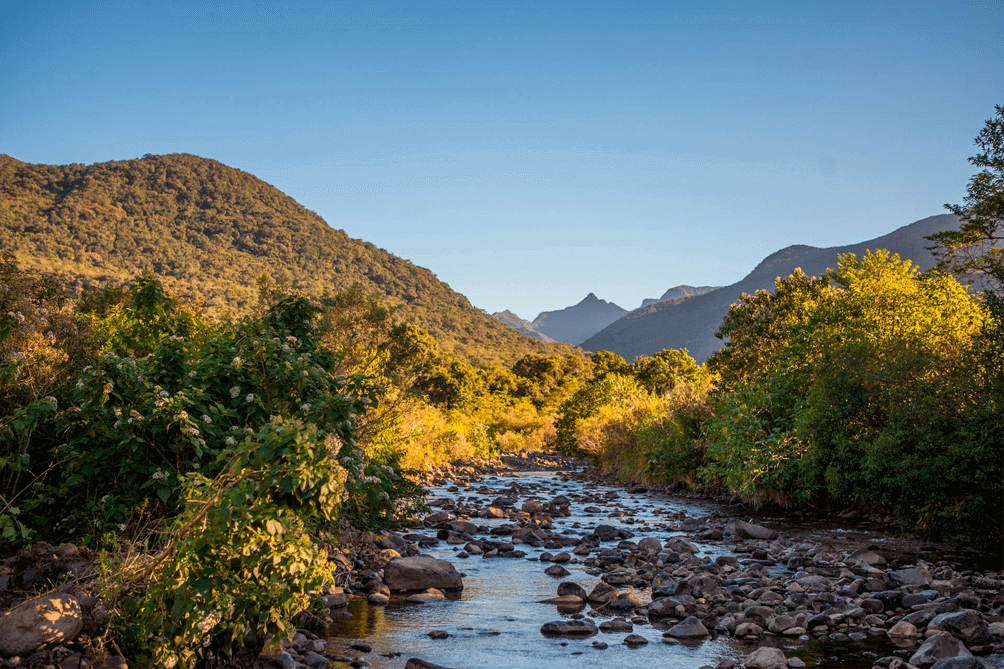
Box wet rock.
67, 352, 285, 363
889, 621, 918, 637
406, 588, 447, 603
538, 595, 584, 605
384, 556, 463, 592
607, 592, 642, 610
322, 593, 349, 608
744, 647, 786, 669
927, 611, 989, 645
557, 582, 587, 599
908, 634, 973, 668
667, 616, 709, 638
375, 533, 407, 551
0, 593, 83, 656
736, 622, 764, 636
725, 520, 778, 541
427, 630, 449, 639
303, 652, 329, 669
623, 634, 648, 646
587, 582, 616, 603
848, 549, 887, 566
367, 592, 390, 606
886, 569, 930, 589
599, 618, 633, 632
637, 537, 662, 554
540, 620, 598, 637
404, 660, 455, 669
544, 565, 570, 577
929, 658, 984, 669
593, 525, 621, 541
768, 615, 796, 633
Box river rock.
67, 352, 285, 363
538, 595, 583, 605
588, 582, 616, 603
768, 615, 795, 633
667, 616, 709, 638
847, 548, 886, 566
927, 611, 989, 645
544, 565, 570, 577
744, 647, 787, 669
0, 592, 84, 656
540, 620, 598, 637
909, 634, 973, 668
376, 533, 407, 551
593, 524, 621, 541
405, 660, 455, 669
384, 556, 463, 592
637, 537, 662, 554
726, 520, 778, 541
886, 568, 930, 589
889, 621, 918, 637
624, 634, 648, 646
929, 658, 984, 669
599, 617, 633, 632
608, 592, 642, 610
557, 582, 587, 599
406, 588, 447, 603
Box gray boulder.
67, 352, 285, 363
726, 519, 778, 540
0, 593, 84, 656
384, 556, 463, 592
928, 611, 989, 645
744, 647, 786, 669
667, 616, 709, 638
909, 634, 973, 668
540, 620, 598, 637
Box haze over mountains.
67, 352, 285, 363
580, 214, 960, 362
492, 293, 628, 345
639, 285, 719, 308
0, 153, 578, 365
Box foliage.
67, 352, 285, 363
0, 153, 580, 366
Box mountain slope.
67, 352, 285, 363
0, 153, 578, 365
527, 293, 627, 345
581, 214, 960, 362
492, 310, 555, 342
639, 285, 719, 308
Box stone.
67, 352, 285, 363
988, 622, 1004, 637
0, 593, 84, 656
587, 582, 616, 603
909, 634, 973, 668
405, 588, 446, 603
557, 582, 587, 599
599, 618, 633, 632
544, 565, 570, 577
322, 593, 348, 608
384, 556, 463, 592
303, 652, 329, 669
367, 593, 389, 606
736, 622, 764, 636
928, 611, 989, 645
404, 660, 455, 669
787, 660, 805, 669
540, 620, 598, 637
375, 533, 407, 551
427, 630, 449, 639
889, 621, 918, 637
726, 520, 778, 541
848, 549, 886, 566
768, 615, 795, 633
623, 634, 648, 646
537, 595, 583, 605
607, 591, 642, 610
593, 524, 621, 541
886, 569, 930, 589
637, 537, 662, 554
667, 616, 709, 638
929, 658, 983, 669
744, 647, 787, 669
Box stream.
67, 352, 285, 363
319, 470, 1003, 669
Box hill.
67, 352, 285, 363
581, 214, 960, 362
491, 310, 555, 342
639, 284, 719, 308
0, 153, 579, 365
526, 293, 627, 345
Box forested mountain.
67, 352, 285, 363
0, 153, 578, 364
581, 214, 961, 362
639, 284, 719, 308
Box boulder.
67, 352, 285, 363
909, 634, 973, 668
587, 582, 617, 603
384, 556, 463, 592
607, 592, 642, 610
637, 537, 662, 554
405, 588, 446, 603
557, 582, 588, 599
0, 593, 84, 656
726, 519, 778, 540
667, 616, 709, 638
744, 647, 787, 669
928, 611, 989, 645
888, 621, 918, 637
540, 620, 598, 637
929, 658, 984, 669
623, 634, 648, 645
847, 548, 886, 566
405, 660, 455, 669
886, 568, 930, 589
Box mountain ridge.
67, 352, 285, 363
0, 152, 579, 365
581, 214, 961, 362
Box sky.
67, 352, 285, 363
2, 1, 1003, 319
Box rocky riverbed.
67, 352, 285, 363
1, 457, 1002, 669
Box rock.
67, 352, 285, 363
988, 622, 1004, 637
427, 630, 449, 639
623, 634, 648, 646
667, 616, 709, 638
587, 582, 616, 603
886, 568, 930, 589
522, 500, 544, 514
404, 660, 455, 669
787, 659, 806, 669
540, 620, 598, 637
726, 519, 778, 541
405, 588, 446, 603
367, 592, 390, 606
929, 658, 984, 669
607, 592, 642, 610
544, 565, 570, 577
637, 537, 662, 554
848, 549, 886, 566
744, 647, 787, 669
768, 615, 795, 633
537, 595, 583, 605
599, 617, 633, 632
928, 611, 989, 645
889, 621, 918, 637
593, 524, 621, 541
322, 593, 349, 608
375, 533, 407, 551
557, 582, 587, 599
0, 593, 84, 656
384, 556, 463, 592
909, 634, 973, 668
303, 652, 329, 669
736, 622, 764, 637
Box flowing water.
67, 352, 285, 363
321, 470, 992, 669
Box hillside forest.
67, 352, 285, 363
0, 107, 1001, 667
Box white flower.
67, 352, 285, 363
230, 386, 240, 398
188, 370, 197, 378
301, 370, 309, 377
160, 390, 169, 398
231, 356, 242, 366
75, 380, 84, 388
282, 344, 290, 351
118, 524, 126, 532
178, 410, 188, 420
154, 399, 165, 407
201, 414, 211, 423
82, 365, 93, 373
94, 519, 102, 527
246, 393, 255, 403
300, 403, 310, 412
225, 436, 235, 446
152, 470, 167, 480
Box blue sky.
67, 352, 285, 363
2, 1, 1002, 318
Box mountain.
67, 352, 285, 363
524, 293, 627, 345
491, 310, 555, 342
0, 153, 579, 365
639, 285, 719, 308
581, 214, 960, 363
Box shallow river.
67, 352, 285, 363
320, 470, 987, 669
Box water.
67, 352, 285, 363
320, 471, 958, 669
